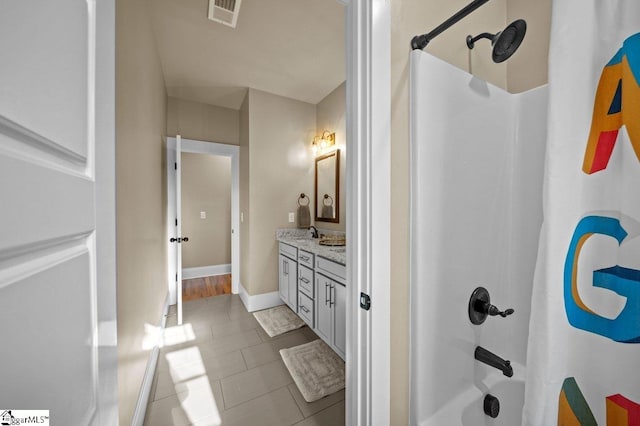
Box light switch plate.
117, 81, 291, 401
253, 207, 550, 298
288, 212, 295, 223
200, 211, 206, 219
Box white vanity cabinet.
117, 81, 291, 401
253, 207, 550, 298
278, 243, 298, 312
315, 257, 346, 360
276, 238, 346, 361
333, 282, 346, 356
297, 250, 315, 327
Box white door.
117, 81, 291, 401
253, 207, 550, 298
175, 135, 183, 324
0, 0, 118, 424
167, 136, 185, 324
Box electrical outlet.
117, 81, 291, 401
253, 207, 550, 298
200, 211, 206, 219
288, 212, 295, 223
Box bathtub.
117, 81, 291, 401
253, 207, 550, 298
420, 362, 526, 426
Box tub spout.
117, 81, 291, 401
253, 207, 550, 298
475, 346, 513, 377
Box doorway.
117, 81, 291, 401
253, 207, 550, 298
167, 136, 240, 323
181, 151, 232, 301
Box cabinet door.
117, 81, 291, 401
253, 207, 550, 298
278, 254, 289, 303
315, 275, 333, 344
287, 258, 298, 311
333, 283, 346, 358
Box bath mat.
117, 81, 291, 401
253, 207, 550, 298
280, 339, 345, 402
253, 305, 305, 337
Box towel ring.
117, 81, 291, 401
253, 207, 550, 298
298, 193, 310, 206
323, 194, 334, 206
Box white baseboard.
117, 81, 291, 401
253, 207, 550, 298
238, 281, 283, 312
131, 292, 170, 426
182, 263, 231, 279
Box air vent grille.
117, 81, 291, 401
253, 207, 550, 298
215, 0, 236, 10
208, 0, 242, 28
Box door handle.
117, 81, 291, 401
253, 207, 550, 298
325, 283, 330, 305
300, 305, 310, 313
170, 237, 190, 243
300, 277, 310, 284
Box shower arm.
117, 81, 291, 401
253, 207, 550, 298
466, 32, 497, 49
411, 0, 490, 51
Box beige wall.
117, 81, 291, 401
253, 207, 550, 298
506, 0, 552, 93
315, 82, 346, 232
389, 1, 549, 424
181, 153, 232, 268
115, 0, 168, 423
167, 96, 240, 145
242, 89, 316, 296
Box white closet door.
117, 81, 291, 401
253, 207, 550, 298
0, 0, 117, 424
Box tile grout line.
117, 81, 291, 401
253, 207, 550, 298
291, 399, 345, 425
285, 383, 306, 420
218, 358, 287, 385
221, 382, 295, 412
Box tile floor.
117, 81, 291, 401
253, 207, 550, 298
144, 294, 345, 426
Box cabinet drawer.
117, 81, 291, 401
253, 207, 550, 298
316, 256, 346, 282
279, 242, 297, 259
298, 265, 314, 298
298, 249, 314, 268
298, 292, 314, 327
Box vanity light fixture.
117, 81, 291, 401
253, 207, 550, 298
311, 131, 336, 155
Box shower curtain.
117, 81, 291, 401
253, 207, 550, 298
524, 1, 640, 425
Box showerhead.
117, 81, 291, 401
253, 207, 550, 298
466, 19, 527, 63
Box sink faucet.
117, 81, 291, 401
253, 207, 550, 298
308, 225, 319, 238
474, 346, 513, 377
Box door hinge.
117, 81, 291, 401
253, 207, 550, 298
175, 218, 178, 226
360, 292, 371, 311
174, 162, 177, 170
175, 273, 178, 282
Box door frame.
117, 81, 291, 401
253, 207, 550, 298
166, 136, 240, 304
344, 0, 391, 425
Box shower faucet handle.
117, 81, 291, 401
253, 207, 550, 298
487, 305, 515, 318
468, 287, 515, 325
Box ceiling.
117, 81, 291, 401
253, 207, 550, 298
149, 0, 346, 110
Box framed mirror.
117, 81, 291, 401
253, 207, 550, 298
315, 149, 340, 223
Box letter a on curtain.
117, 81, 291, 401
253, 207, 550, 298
524, 1, 640, 425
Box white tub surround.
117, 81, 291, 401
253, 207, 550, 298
409, 51, 548, 425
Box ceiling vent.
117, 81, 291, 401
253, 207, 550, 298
208, 0, 242, 28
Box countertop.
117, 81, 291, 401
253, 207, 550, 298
276, 229, 346, 265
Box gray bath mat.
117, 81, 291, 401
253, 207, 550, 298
253, 305, 305, 337
280, 339, 345, 402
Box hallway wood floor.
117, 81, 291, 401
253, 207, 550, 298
182, 274, 231, 301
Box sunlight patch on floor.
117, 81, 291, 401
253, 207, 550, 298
162, 323, 197, 347
166, 348, 222, 425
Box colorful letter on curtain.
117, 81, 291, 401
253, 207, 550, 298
524, 1, 640, 425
